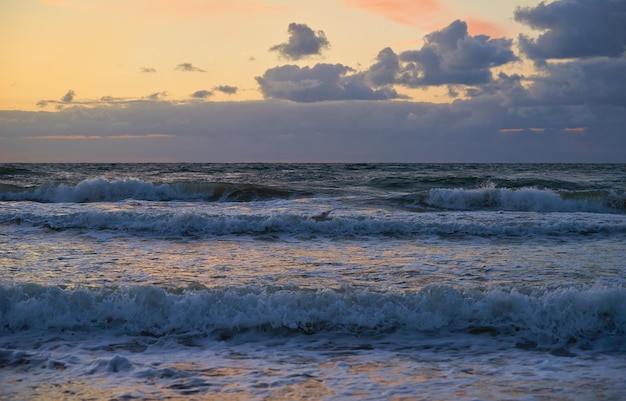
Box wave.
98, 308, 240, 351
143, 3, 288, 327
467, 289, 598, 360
1, 207, 624, 238
1, 176, 624, 214
1, 283, 624, 351
0, 166, 36, 176
0, 177, 299, 203
414, 184, 625, 213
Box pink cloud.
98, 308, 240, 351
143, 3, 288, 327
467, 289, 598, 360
465, 18, 506, 38
345, 0, 506, 39
499, 128, 525, 133
344, 0, 446, 30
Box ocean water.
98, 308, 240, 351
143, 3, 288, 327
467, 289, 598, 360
1, 163, 625, 400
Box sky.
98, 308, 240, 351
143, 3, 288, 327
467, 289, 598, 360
1, 0, 625, 162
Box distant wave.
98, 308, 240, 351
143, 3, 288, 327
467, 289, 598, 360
1, 283, 624, 351
0, 166, 35, 176
416, 185, 625, 213
1, 207, 624, 238
2, 177, 624, 215
0, 177, 299, 203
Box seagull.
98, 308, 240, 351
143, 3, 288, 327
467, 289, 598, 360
311, 209, 334, 222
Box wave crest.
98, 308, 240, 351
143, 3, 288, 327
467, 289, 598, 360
0, 177, 295, 203
2, 207, 624, 238
1, 283, 624, 350
422, 185, 625, 213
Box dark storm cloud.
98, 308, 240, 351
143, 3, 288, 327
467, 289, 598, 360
175, 63, 206, 72
270, 23, 330, 60
515, 0, 626, 60
256, 63, 401, 102
214, 85, 238, 95
191, 90, 213, 99
61, 90, 76, 103
397, 20, 517, 86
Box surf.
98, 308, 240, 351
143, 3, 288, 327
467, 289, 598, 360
1, 283, 624, 352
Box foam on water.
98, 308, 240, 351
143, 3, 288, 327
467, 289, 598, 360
1, 176, 624, 213
0, 177, 296, 203
1, 283, 624, 352
1, 203, 624, 238
422, 184, 624, 213
1, 164, 625, 400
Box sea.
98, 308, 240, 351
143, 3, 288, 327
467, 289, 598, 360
1, 163, 625, 400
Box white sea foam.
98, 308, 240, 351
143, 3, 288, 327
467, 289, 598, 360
1, 164, 625, 400
1, 178, 208, 203
1, 203, 624, 238
424, 184, 623, 213
0, 177, 292, 203
1, 283, 624, 351
1, 177, 624, 213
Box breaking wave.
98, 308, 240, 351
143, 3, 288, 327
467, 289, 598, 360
1, 177, 623, 214
1, 283, 624, 352
1, 207, 624, 238
416, 184, 625, 213
0, 177, 298, 203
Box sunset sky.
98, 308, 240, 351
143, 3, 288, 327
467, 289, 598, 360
1, 0, 625, 162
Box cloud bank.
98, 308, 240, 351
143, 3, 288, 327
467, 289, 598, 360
2, 98, 623, 162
